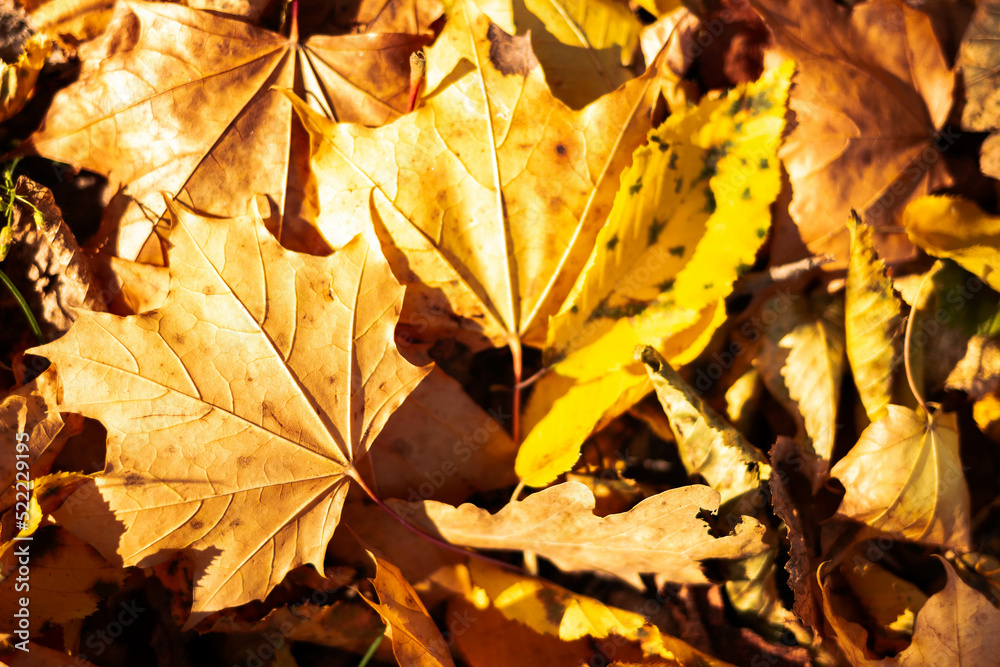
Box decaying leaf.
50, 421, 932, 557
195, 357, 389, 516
749, 0, 954, 265
959, 0, 1000, 179
362, 551, 457, 667
755, 292, 844, 488
0, 32, 50, 123
34, 202, 429, 623
293, 0, 676, 352
846, 213, 904, 422
831, 406, 971, 551
821, 557, 1000, 665
389, 481, 768, 588
640, 346, 770, 506
515, 60, 791, 487
26, 0, 429, 259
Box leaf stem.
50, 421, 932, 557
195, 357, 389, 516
346, 466, 523, 574
510, 337, 522, 446
903, 271, 931, 415
0, 266, 44, 345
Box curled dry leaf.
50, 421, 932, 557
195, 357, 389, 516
831, 405, 971, 551
845, 213, 903, 423
388, 481, 768, 588
821, 556, 1000, 665
749, 0, 954, 265
363, 551, 457, 667
26, 0, 429, 259
33, 203, 429, 624
640, 346, 770, 506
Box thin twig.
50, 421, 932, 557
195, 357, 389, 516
903, 271, 933, 415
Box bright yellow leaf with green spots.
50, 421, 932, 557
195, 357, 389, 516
515, 60, 793, 488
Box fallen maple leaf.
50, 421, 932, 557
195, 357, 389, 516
25, 0, 430, 259
749, 0, 954, 266
33, 202, 429, 624
291, 0, 677, 354
388, 481, 768, 587
830, 405, 971, 551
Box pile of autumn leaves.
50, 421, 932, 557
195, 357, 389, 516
3, 0, 1000, 664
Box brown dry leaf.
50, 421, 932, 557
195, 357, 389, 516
31, 202, 429, 624
830, 406, 971, 551
388, 481, 767, 587
203, 599, 392, 658
4, 176, 106, 340
292, 0, 679, 350
25, 0, 429, 260
820, 556, 1000, 665
0, 526, 124, 632
748, 0, 954, 265
362, 551, 457, 667
370, 366, 518, 505
0, 368, 79, 514
958, 0, 1000, 179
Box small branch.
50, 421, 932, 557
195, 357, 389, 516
407, 51, 425, 113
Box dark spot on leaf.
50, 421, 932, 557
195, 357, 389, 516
704, 282, 714, 289
648, 218, 666, 246
668, 154, 678, 169
737, 263, 752, 276
556, 144, 567, 156
606, 236, 619, 250
587, 296, 649, 322
702, 189, 716, 213
657, 279, 675, 292
123, 472, 142, 488
759, 158, 769, 169
669, 245, 685, 257
189, 519, 203, 530
570, 304, 578, 314
237, 456, 252, 469
742, 187, 751, 200
674, 177, 683, 194
698, 142, 732, 182
629, 178, 643, 196
756, 227, 767, 239
487, 24, 538, 77
651, 136, 669, 152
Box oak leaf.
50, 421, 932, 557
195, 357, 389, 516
25, 0, 429, 259
515, 60, 791, 487
32, 202, 429, 624
830, 406, 971, 550
748, 0, 954, 265
292, 0, 677, 351
388, 481, 768, 588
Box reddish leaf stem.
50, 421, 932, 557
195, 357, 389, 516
346, 466, 523, 574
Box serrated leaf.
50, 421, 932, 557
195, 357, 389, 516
293, 0, 675, 351
639, 346, 770, 506
831, 406, 971, 550
389, 481, 768, 588
846, 213, 903, 422
33, 202, 429, 625
515, 61, 791, 487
